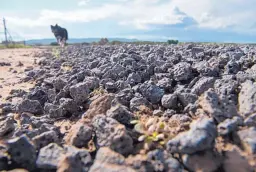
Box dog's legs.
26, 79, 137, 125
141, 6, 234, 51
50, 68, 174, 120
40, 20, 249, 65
61, 39, 66, 48
57, 38, 61, 46
61, 40, 64, 48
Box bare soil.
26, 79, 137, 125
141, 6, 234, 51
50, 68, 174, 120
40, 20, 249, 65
0, 48, 47, 103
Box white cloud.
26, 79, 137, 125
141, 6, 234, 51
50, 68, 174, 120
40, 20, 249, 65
3, 0, 185, 29
172, 0, 256, 32
78, 0, 90, 6
2, 0, 256, 39
6, 0, 254, 31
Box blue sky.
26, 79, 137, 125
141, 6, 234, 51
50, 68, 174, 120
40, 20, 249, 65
0, 0, 256, 43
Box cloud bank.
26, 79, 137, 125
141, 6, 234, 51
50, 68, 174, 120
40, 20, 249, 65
1, 0, 256, 41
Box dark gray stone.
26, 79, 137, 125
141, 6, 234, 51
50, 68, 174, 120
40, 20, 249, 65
127, 73, 142, 85
7, 135, 37, 171
59, 98, 79, 114
69, 82, 90, 103
32, 131, 59, 149
67, 123, 93, 148
199, 89, 238, 123
161, 94, 178, 109
89, 147, 134, 172
217, 116, 243, 136
182, 150, 222, 172
114, 88, 134, 107
130, 96, 151, 112
167, 117, 217, 154
191, 77, 215, 95
83, 76, 100, 90
244, 114, 256, 127
156, 77, 173, 92
53, 77, 68, 91
139, 83, 165, 104
238, 127, 256, 154
0, 117, 15, 138
18, 99, 43, 115
58, 146, 93, 172
177, 92, 198, 107
92, 115, 133, 156
106, 104, 134, 126
171, 62, 192, 81
238, 80, 256, 117
27, 88, 48, 106
36, 143, 65, 170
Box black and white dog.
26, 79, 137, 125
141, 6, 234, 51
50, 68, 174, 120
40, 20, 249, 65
50, 24, 68, 47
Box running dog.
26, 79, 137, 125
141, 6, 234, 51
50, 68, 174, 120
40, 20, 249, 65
50, 24, 68, 47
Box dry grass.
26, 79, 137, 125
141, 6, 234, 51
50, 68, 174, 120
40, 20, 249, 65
0, 44, 32, 49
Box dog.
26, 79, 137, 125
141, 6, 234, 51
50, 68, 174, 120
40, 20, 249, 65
50, 24, 68, 47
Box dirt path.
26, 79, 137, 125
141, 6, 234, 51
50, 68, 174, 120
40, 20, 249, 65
0, 48, 48, 103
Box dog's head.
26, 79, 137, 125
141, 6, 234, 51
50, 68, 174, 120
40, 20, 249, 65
50, 24, 59, 33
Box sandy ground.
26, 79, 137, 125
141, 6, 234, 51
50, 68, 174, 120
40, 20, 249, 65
0, 48, 48, 103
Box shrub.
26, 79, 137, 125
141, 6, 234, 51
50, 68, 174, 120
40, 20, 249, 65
50, 42, 59, 46
167, 40, 179, 44
111, 40, 122, 45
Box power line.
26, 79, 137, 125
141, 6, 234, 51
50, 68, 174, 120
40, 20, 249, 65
6, 29, 13, 42
8, 29, 25, 40
1, 18, 26, 45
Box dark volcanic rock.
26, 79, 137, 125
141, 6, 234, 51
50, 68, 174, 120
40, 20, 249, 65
36, 143, 65, 170
27, 88, 48, 106
92, 115, 133, 156
139, 83, 164, 104
89, 147, 134, 172
65, 122, 93, 148
18, 99, 43, 115
57, 146, 92, 172
106, 104, 134, 126
69, 82, 90, 103
3, 43, 256, 170
167, 117, 217, 154
32, 131, 59, 149
238, 127, 256, 154
7, 135, 37, 171
0, 117, 15, 138
238, 80, 256, 117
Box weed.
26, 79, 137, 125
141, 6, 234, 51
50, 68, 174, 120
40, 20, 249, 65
52, 48, 61, 58
0, 44, 32, 49
90, 87, 107, 97
131, 106, 174, 151
61, 65, 72, 72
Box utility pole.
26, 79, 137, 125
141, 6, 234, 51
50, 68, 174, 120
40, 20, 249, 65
3, 18, 8, 46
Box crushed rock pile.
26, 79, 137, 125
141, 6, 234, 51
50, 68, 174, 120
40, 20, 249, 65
0, 43, 256, 172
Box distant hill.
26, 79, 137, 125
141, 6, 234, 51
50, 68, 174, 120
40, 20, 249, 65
25, 38, 139, 45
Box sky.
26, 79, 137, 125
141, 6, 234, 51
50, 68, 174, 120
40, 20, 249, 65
0, 0, 256, 43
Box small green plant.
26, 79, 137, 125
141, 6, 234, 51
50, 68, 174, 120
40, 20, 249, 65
52, 48, 60, 58
90, 87, 107, 97
130, 106, 174, 151
61, 65, 72, 71
131, 118, 171, 150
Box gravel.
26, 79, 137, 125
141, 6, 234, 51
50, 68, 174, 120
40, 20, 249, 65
1, 43, 256, 171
